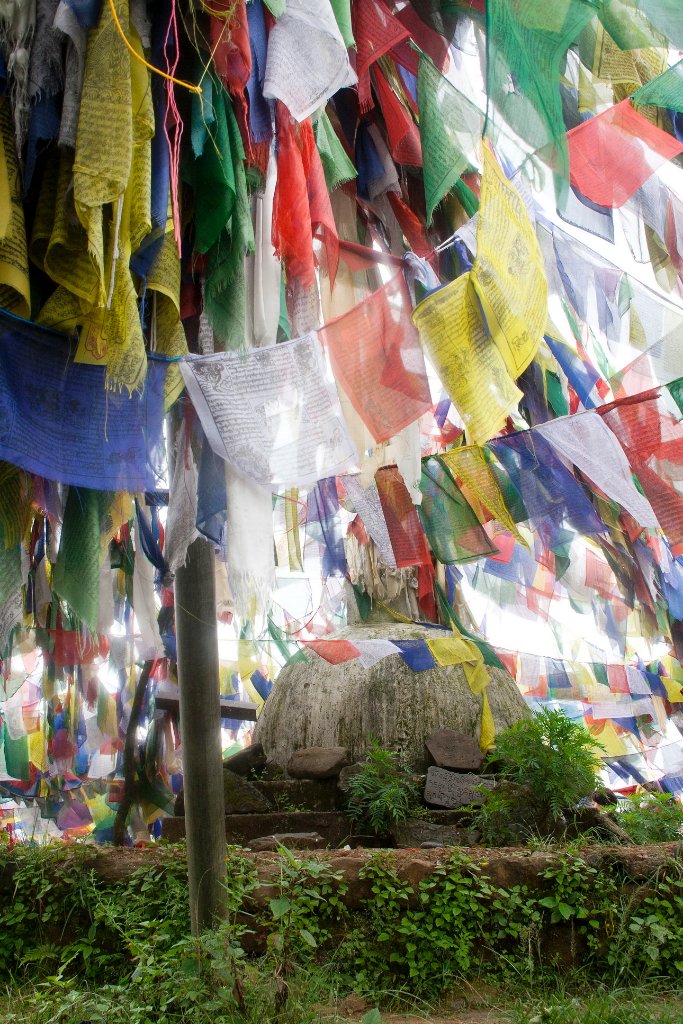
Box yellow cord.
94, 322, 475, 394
108, 0, 202, 95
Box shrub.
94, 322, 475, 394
611, 792, 683, 845
344, 741, 419, 835
475, 708, 604, 842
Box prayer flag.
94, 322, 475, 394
320, 270, 432, 444
417, 52, 482, 225
567, 100, 683, 208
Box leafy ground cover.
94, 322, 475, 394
1, 840, 683, 1023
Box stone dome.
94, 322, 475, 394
254, 620, 531, 770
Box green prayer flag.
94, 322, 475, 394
417, 52, 482, 225
486, 0, 595, 184
546, 370, 569, 417
0, 463, 23, 548
262, 0, 285, 16
668, 378, 683, 417
278, 270, 291, 341
0, 541, 21, 657
418, 457, 497, 564
633, 59, 683, 113
637, 0, 683, 47
52, 487, 106, 633
314, 111, 357, 192
4, 730, 30, 781
187, 74, 235, 256
600, 0, 670, 50
453, 178, 479, 218
194, 77, 255, 349
329, 0, 354, 48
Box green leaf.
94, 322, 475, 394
558, 903, 573, 921
538, 897, 557, 909
180, 957, 201, 977
269, 897, 291, 919
299, 929, 317, 948
362, 1011, 382, 1024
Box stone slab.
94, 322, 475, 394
423, 767, 493, 808
425, 728, 484, 772
287, 746, 350, 780
224, 742, 267, 777
255, 778, 340, 812
391, 818, 465, 848
162, 811, 356, 847
248, 832, 326, 852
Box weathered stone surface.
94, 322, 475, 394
248, 832, 326, 852
287, 746, 350, 780
425, 728, 484, 772
224, 743, 267, 777
162, 811, 356, 848
391, 818, 465, 848
223, 770, 273, 814
338, 764, 363, 791
255, 778, 340, 811
254, 621, 530, 770
570, 805, 635, 844
65, 841, 683, 892
424, 768, 493, 808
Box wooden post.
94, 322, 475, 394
172, 415, 227, 933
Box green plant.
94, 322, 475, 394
344, 741, 419, 835
263, 847, 348, 1009
610, 792, 683, 845
538, 852, 617, 963
475, 708, 604, 842
609, 863, 683, 982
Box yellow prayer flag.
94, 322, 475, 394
427, 635, 481, 667
472, 148, 547, 379
661, 676, 683, 704
427, 633, 494, 751
413, 273, 522, 443
589, 720, 628, 756
441, 445, 527, 546
0, 98, 30, 317
29, 725, 47, 772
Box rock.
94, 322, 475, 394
224, 743, 267, 777
287, 746, 350, 780
391, 818, 465, 848
175, 753, 271, 814
593, 787, 619, 807
425, 728, 484, 772
424, 768, 493, 809
570, 805, 635, 844
253, 619, 531, 771
248, 832, 326, 852
224, 770, 273, 814
254, 778, 340, 812
338, 763, 363, 791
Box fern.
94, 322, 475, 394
345, 741, 419, 835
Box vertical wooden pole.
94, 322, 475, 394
172, 413, 226, 933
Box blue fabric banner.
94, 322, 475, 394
0, 311, 166, 491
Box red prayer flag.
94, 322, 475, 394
352, 0, 410, 112
393, 3, 450, 76
376, 465, 432, 568
273, 104, 339, 288
374, 65, 422, 167
602, 394, 683, 546
303, 639, 361, 663
319, 270, 432, 443
567, 100, 683, 208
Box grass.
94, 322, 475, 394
1, 971, 683, 1024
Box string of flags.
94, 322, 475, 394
1, 0, 683, 835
